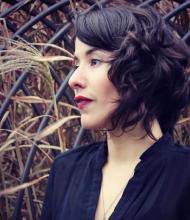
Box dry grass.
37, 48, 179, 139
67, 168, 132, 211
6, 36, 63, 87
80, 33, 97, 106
0, 3, 80, 217
0, 0, 189, 219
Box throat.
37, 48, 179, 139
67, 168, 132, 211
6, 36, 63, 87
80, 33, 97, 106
106, 119, 163, 163
95, 158, 140, 220
106, 131, 159, 164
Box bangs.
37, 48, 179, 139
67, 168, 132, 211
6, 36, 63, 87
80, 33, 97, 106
74, 6, 132, 51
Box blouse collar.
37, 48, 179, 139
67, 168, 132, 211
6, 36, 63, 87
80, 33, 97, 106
139, 132, 174, 161
96, 132, 174, 169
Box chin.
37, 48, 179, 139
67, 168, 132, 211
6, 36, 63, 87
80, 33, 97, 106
80, 113, 112, 130
81, 123, 104, 130
81, 119, 107, 130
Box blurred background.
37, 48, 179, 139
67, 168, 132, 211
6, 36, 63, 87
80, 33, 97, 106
0, 0, 189, 219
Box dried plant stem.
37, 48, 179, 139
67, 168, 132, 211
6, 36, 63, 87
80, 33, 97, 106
31, 168, 50, 178
177, 117, 190, 124
0, 156, 9, 219
0, 129, 52, 161
0, 129, 33, 148
30, 42, 74, 57
34, 115, 80, 141
0, 174, 49, 196
0, 111, 9, 129
69, 0, 77, 13
10, 95, 79, 111
53, 95, 65, 152
4, 144, 61, 152
0, 36, 73, 94
14, 136, 34, 219
0, 18, 9, 42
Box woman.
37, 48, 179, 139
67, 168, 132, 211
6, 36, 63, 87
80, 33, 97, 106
41, 1, 190, 220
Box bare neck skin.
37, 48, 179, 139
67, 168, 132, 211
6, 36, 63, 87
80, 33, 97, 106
106, 119, 163, 165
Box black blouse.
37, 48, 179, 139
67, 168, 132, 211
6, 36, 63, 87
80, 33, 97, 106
40, 133, 190, 220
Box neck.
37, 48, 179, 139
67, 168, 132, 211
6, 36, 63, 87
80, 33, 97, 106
106, 119, 163, 165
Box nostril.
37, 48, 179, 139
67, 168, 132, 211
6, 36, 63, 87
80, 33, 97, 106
68, 77, 85, 90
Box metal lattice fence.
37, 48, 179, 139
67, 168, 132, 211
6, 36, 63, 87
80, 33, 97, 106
0, 0, 189, 219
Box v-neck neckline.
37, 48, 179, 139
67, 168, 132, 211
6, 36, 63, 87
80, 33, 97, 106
85, 132, 173, 220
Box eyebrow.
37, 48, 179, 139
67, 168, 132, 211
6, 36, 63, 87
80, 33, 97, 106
74, 47, 106, 60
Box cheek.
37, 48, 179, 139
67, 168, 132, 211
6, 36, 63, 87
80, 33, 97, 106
92, 65, 117, 96
98, 80, 120, 122
99, 79, 119, 102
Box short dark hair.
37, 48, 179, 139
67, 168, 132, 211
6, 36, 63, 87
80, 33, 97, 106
74, 1, 190, 138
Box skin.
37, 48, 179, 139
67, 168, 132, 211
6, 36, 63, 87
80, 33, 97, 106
69, 38, 119, 129
69, 38, 163, 220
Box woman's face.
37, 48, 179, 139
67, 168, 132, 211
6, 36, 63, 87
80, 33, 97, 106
68, 38, 120, 129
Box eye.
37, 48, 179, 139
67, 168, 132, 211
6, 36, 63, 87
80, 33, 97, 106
90, 59, 102, 66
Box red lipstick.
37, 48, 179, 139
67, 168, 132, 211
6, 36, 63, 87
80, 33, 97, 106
74, 96, 93, 109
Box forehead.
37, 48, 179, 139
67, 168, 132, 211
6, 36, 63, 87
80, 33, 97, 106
74, 38, 112, 58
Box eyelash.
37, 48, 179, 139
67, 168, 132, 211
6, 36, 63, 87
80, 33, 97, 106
72, 58, 103, 68
90, 59, 102, 66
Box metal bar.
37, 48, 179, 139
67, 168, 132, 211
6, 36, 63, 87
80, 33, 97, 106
0, 0, 61, 34
73, 127, 86, 148
1, 19, 74, 219
139, 0, 161, 7
164, 2, 190, 21
0, 72, 29, 120
3, 18, 31, 42
0, 0, 187, 219
12, 0, 70, 38
183, 31, 190, 44
12, 68, 75, 220
43, 22, 73, 53
40, 0, 56, 5
21, 84, 42, 116
0, 0, 34, 18
28, 186, 36, 220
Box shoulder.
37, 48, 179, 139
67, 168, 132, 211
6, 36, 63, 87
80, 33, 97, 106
167, 142, 190, 176
167, 143, 190, 192
52, 141, 104, 169
169, 142, 190, 159
159, 132, 190, 162
152, 133, 190, 176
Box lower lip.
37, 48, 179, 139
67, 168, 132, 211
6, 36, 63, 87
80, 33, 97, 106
77, 100, 92, 109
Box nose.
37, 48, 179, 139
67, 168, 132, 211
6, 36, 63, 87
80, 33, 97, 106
68, 66, 86, 90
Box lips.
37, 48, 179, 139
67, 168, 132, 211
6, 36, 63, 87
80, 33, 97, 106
74, 96, 93, 109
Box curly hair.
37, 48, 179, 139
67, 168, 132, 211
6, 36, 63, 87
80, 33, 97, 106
74, 1, 190, 138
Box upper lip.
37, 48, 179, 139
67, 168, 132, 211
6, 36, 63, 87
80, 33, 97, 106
74, 95, 93, 102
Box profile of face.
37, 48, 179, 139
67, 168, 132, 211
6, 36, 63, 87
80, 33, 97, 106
68, 38, 120, 129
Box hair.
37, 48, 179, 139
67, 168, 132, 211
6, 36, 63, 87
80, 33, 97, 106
74, 0, 190, 138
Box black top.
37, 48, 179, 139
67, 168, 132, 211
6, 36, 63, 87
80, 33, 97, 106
41, 133, 190, 220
